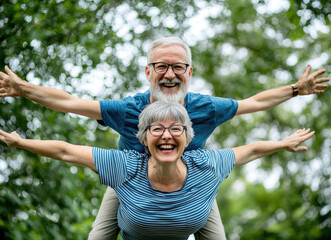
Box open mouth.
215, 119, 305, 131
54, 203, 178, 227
158, 79, 181, 88
161, 83, 178, 88
158, 144, 176, 151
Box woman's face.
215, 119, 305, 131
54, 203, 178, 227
144, 118, 187, 164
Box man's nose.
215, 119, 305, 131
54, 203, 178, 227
164, 66, 176, 79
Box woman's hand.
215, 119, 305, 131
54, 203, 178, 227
281, 128, 315, 152
0, 129, 23, 147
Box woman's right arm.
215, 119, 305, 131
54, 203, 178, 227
233, 128, 315, 167
0, 129, 96, 171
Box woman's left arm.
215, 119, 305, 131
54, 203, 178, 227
0, 129, 96, 171
233, 128, 315, 167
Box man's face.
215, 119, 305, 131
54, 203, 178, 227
146, 44, 193, 103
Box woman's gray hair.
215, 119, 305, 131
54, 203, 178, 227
147, 37, 192, 66
136, 101, 194, 146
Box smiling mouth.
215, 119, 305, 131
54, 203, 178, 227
161, 83, 178, 88
158, 144, 176, 151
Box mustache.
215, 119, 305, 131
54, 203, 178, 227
158, 78, 181, 85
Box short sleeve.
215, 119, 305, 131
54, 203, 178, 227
98, 100, 127, 131
184, 93, 237, 151
207, 148, 235, 181
93, 148, 128, 188
93, 148, 143, 188
212, 97, 238, 126
97, 95, 147, 152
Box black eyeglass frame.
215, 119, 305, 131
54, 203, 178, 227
148, 62, 190, 75
146, 124, 187, 137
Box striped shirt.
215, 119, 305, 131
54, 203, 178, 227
93, 148, 235, 240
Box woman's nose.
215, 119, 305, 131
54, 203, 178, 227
161, 128, 173, 139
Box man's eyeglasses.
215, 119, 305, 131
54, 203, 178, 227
148, 62, 190, 75
147, 124, 186, 137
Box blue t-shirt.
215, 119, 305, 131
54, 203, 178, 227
93, 148, 235, 240
99, 91, 238, 152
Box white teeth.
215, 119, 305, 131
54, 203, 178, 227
163, 83, 176, 87
159, 145, 174, 150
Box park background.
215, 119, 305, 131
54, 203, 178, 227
0, 0, 330, 239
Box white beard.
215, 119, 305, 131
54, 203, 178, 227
150, 81, 188, 103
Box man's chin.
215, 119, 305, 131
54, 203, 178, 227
153, 92, 182, 103
151, 86, 188, 103
157, 95, 180, 103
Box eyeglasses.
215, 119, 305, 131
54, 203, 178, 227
147, 124, 186, 137
148, 62, 190, 75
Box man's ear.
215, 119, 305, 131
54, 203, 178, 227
188, 66, 193, 78
145, 66, 151, 82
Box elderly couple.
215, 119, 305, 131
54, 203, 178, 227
0, 37, 329, 240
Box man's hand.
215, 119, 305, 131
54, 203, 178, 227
0, 129, 23, 147
0, 66, 25, 97
282, 128, 315, 152
296, 65, 329, 95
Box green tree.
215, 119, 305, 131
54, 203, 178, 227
0, 0, 330, 239
193, 0, 331, 239
0, 0, 199, 239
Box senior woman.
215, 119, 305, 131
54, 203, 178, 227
0, 101, 314, 239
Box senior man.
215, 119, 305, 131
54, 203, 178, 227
0, 37, 329, 240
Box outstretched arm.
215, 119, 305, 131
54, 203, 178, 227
0, 66, 101, 120
233, 128, 315, 167
235, 65, 329, 116
0, 129, 96, 171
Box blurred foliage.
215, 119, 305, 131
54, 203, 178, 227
0, 0, 330, 239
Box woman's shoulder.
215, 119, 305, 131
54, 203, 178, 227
93, 148, 148, 162
183, 149, 234, 163
123, 149, 148, 159
183, 149, 210, 164
183, 148, 218, 156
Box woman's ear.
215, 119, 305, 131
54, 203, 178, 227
186, 140, 191, 147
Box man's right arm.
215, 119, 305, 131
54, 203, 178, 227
0, 66, 101, 120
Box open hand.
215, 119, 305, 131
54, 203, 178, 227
0, 129, 22, 147
296, 65, 329, 95
282, 128, 315, 152
0, 66, 24, 97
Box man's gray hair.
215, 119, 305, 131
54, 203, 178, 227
147, 37, 192, 65
136, 101, 194, 146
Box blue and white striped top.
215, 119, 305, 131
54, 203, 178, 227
93, 148, 235, 240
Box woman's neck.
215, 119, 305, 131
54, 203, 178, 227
148, 157, 187, 192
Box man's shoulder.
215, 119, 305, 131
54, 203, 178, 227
185, 92, 218, 103
186, 92, 233, 101
185, 92, 217, 111
186, 92, 236, 108
129, 90, 150, 107
100, 90, 150, 109
101, 90, 149, 102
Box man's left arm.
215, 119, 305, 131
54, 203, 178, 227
235, 65, 329, 116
